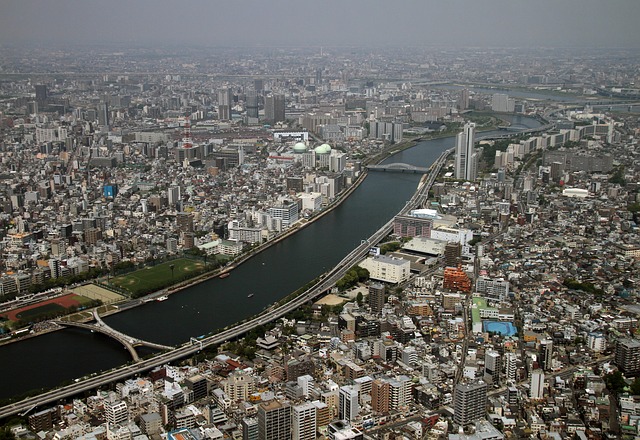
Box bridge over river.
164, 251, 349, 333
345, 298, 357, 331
366, 162, 431, 174
56, 311, 174, 361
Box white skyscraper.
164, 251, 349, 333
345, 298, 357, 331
455, 122, 477, 181
339, 385, 359, 421
504, 352, 517, 383
530, 369, 545, 400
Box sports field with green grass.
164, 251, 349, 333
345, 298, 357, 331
109, 258, 206, 296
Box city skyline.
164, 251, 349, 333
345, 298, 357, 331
1, 0, 640, 49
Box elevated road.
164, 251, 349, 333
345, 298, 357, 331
0, 149, 452, 420
55, 311, 174, 361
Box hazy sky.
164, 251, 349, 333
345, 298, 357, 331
1, 0, 639, 49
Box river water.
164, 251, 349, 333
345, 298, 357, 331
0, 115, 541, 400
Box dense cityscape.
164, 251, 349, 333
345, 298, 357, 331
0, 40, 639, 440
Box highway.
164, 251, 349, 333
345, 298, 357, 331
0, 149, 451, 421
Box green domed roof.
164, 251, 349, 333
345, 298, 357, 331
293, 142, 307, 153
314, 144, 331, 154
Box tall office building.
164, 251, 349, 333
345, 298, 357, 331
218, 88, 233, 121
98, 102, 110, 128
539, 338, 553, 371
292, 402, 316, 440
246, 90, 259, 119
457, 88, 470, 110
168, 186, 181, 209
368, 283, 385, 313
484, 350, 501, 385
265, 94, 285, 124
338, 385, 359, 422
530, 370, 545, 400
615, 338, 640, 376
257, 400, 291, 440
254, 79, 264, 93
35, 84, 48, 102
453, 381, 487, 426
454, 122, 477, 181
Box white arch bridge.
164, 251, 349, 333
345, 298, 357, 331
367, 163, 431, 174
55, 311, 174, 361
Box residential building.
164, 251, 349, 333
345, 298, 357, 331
292, 402, 316, 440
257, 399, 291, 440
455, 122, 477, 181
453, 381, 487, 426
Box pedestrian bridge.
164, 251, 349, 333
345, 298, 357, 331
55, 311, 174, 361
367, 163, 430, 174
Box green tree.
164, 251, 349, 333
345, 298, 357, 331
630, 377, 640, 395
0, 427, 16, 440
628, 203, 640, 213
356, 291, 363, 306
609, 167, 626, 186
604, 371, 626, 395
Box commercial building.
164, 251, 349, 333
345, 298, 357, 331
359, 254, 410, 284
268, 200, 299, 227
265, 94, 285, 124
218, 88, 233, 121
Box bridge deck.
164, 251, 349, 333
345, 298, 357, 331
56, 311, 173, 361
367, 162, 430, 173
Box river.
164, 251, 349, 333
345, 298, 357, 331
0, 114, 541, 400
